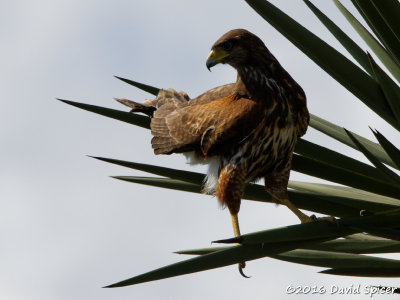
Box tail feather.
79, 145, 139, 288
115, 88, 192, 155
114, 98, 156, 117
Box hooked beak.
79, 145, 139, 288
206, 48, 230, 71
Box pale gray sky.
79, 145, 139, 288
1, 0, 399, 299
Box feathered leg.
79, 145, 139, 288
216, 164, 250, 278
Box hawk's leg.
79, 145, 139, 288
271, 191, 336, 224
216, 164, 246, 237
216, 164, 249, 278
275, 192, 315, 223
264, 163, 316, 224
231, 213, 241, 238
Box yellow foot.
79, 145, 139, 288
299, 214, 317, 224
317, 216, 337, 223
300, 214, 337, 224
230, 214, 251, 278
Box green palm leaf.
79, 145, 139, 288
114, 76, 160, 96
112, 176, 361, 217
176, 237, 400, 255
367, 54, 400, 124
334, 0, 400, 83
321, 268, 400, 277
105, 237, 332, 287
271, 249, 400, 269
345, 129, 400, 184
303, 0, 372, 75
309, 114, 395, 168
371, 129, 400, 169
350, 0, 400, 66
58, 99, 150, 129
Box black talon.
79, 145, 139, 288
310, 214, 318, 222
332, 217, 340, 228
238, 262, 251, 278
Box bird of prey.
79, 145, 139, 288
117, 28, 319, 275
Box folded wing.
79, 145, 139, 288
151, 93, 263, 156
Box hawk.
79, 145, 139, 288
117, 29, 317, 274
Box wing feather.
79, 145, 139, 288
150, 93, 262, 156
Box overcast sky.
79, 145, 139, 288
1, 0, 399, 299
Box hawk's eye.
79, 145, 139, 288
222, 42, 233, 51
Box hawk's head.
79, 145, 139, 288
206, 29, 269, 71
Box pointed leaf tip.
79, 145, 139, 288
370, 128, 400, 170
57, 98, 71, 104
345, 129, 400, 185
114, 76, 160, 96
87, 155, 104, 160
212, 237, 242, 244
88, 155, 110, 162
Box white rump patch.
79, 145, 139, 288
183, 151, 208, 165
203, 157, 220, 195
183, 152, 220, 194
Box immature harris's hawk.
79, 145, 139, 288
117, 29, 320, 274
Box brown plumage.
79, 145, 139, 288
117, 29, 316, 274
